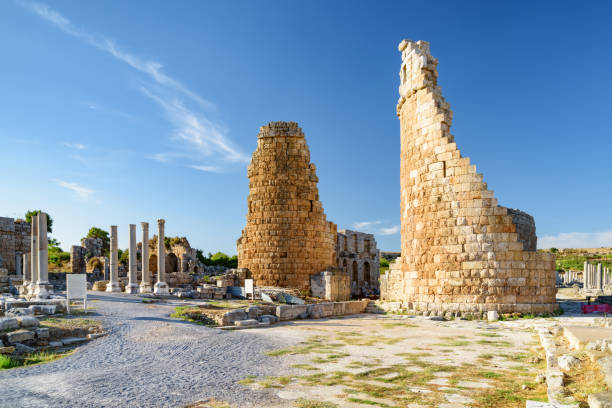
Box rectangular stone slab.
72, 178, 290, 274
563, 326, 612, 350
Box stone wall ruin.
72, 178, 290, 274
380, 40, 557, 315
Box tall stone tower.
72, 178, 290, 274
381, 40, 557, 315
237, 122, 337, 291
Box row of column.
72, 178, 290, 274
22, 213, 52, 299
106, 219, 169, 295
584, 261, 612, 291
560, 270, 583, 285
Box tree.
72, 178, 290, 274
118, 249, 129, 265
83, 227, 110, 253
25, 210, 53, 233
550, 248, 559, 254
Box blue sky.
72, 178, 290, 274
1, 1, 611, 253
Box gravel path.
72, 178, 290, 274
0, 293, 295, 408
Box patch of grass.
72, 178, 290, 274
0, 355, 21, 369
291, 363, 319, 371
478, 332, 503, 338
238, 375, 256, 385
265, 336, 343, 357
170, 306, 217, 326
478, 353, 495, 360
564, 358, 607, 406
381, 322, 418, 329
293, 399, 338, 408
476, 339, 512, 348
311, 353, 350, 364
478, 371, 503, 378
346, 397, 395, 407
335, 332, 403, 347
0, 350, 71, 370
433, 337, 470, 347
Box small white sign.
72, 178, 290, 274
66, 273, 87, 314
245, 279, 254, 299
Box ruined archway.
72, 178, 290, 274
352, 261, 358, 283
166, 253, 178, 273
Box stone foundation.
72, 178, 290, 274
310, 269, 350, 301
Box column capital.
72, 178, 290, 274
141, 221, 149, 229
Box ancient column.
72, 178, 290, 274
28, 214, 38, 294
34, 212, 51, 299
106, 225, 121, 292
597, 263, 603, 290
125, 224, 139, 294
23, 253, 30, 286
153, 219, 169, 294
139, 222, 152, 293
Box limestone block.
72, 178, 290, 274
35, 327, 49, 339
0, 317, 19, 331
276, 305, 308, 321
6, 329, 35, 344
17, 316, 40, 328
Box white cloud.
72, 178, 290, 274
54, 179, 94, 201
352, 221, 381, 231
539, 231, 612, 249
23, 1, 246, 170
141, 87, 249, 165
188, 164, 222, 173
64, 142, 86, 150
380, 225, 400, 235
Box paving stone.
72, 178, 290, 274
456, 381, 491, 388
445, 393, 473, 404
428, 377, 449, 386
47, 341, 63, 348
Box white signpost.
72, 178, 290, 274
66, 274, 88, 314
245, 278, 254, 300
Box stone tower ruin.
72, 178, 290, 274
237, 122, 337, 291
381, 40, 557, 315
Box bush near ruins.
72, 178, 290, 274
83, 227, 110, 255
196, 250, 238, 268
48, 239, 69, 266
25, 210, 53, 233
379, 258, 390, 274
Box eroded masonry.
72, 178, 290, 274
380, 40, 557, 314
237, 122, 337, 291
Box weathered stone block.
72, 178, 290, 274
6, 330, 35, 344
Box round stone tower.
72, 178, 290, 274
237, 121, 337, 291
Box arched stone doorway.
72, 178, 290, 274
352, 261, 358, 283
364, 262, 371, 283
166, 253, 178, 273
